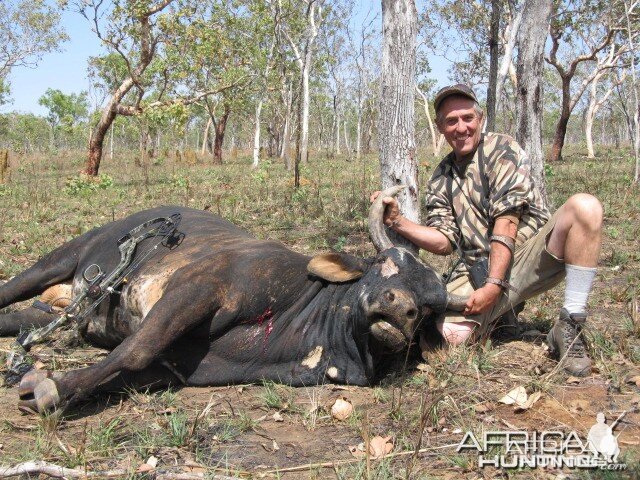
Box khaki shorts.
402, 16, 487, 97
444, 210, 565, 341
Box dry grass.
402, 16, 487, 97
0, 146, 638, 479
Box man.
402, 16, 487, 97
375, 84, 602, 376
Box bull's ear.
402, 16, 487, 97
307, 253, 370, 283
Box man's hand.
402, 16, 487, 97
463, 283, 502, 316
370, 191, 402, 227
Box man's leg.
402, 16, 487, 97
435, 275, 480, 347
546, 193, 602, 278
546, 193, 603, 376
437, 319, 476, 346
436, 193, 602, 352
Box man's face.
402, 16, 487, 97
436, 96, 483, 159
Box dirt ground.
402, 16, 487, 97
0, 151, 639, 479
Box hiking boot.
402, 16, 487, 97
547, 308, 592, 377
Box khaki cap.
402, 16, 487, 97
433, 84, 478, 113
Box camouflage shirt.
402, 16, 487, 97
425, 132, 550, 270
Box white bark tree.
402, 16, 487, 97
623, 0, 640, 182
347, 10, 378, 160
379, 0, 419, 234
585, 67, 627, 158
252, 39, 277, 168
280, 0, 324, 185
495, 3, 523, 118
415, 85, 444, 157
515, 0, 553, 204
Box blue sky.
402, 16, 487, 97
4, 0, 453, 116
3, 6, 105, 115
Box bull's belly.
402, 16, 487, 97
161, 324, 370, 387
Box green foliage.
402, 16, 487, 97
89, 418, 122, 456
167, 411, 191, 447
544, 163, 555, 178
0, 0, 68, 79
0, 78, 10, 107
38, 88, 89, 131
64, 174, 114, 196
260, 380, 296, 410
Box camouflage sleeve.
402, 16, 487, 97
486, 135, 534, 220
424, 168, 460, 246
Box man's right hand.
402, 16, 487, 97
370, 191, 402, 227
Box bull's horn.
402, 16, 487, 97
446, 293, 469, 311
368, 185, 406, 252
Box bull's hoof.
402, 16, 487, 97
18, 372, 61, 415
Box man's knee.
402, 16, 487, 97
437, 320, 476, 346
564, 194, 603, 230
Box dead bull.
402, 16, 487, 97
0, 187, 467, 415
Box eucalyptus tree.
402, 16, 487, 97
545, 0, 628, 162
418, 0, 521, 128
515, 0, 553, 203
249, 0, 280, 168
166, 0, 263, 164
621, 0, 639, 182
278, 0, 327, 186
38, 89, 89, 148
585, 63, 628, 158
322, 20, 348, 157
0, 0, 68, 105
72, 0, 178, 175
76, 0, 253, 174
346, 8, 379, 160
379, 0, 419, 237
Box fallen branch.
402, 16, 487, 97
0, 461, 243, 479
0, 461, 127, 478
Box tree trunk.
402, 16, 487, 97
213, 105, 230, 165
486, 0, 501, 131
252, 99, 264, 168
333, 95, 341, 156
0, 150, 9, 183
585, 97, 596, 158
280, 83, 293, 170
380, 0, 419, 249
109, 122, 114, 161
549, 77, 571, 162
623, 0, 640, 182
300, 56, 311, 164
416, 86, 439, 156
343, 119, 351, 156
496, 5, 523, 117
356, 105, 362, 160
515, 0, 552, 205
85, 76, 138, 176
201, 118, 212, 156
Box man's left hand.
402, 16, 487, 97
463, 284, 502, 316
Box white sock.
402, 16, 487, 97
564, 264, 597, 314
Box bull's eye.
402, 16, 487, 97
384, 291, 395, 302
406, 308, 417, 320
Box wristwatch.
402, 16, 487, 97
485, 277, 511, 290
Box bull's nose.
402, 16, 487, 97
375, 289, 418, 323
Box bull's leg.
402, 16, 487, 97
18, 362, 181, 414
0, 234, 89, 309
0, 307, 56, 336
18, 286, 218, 414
